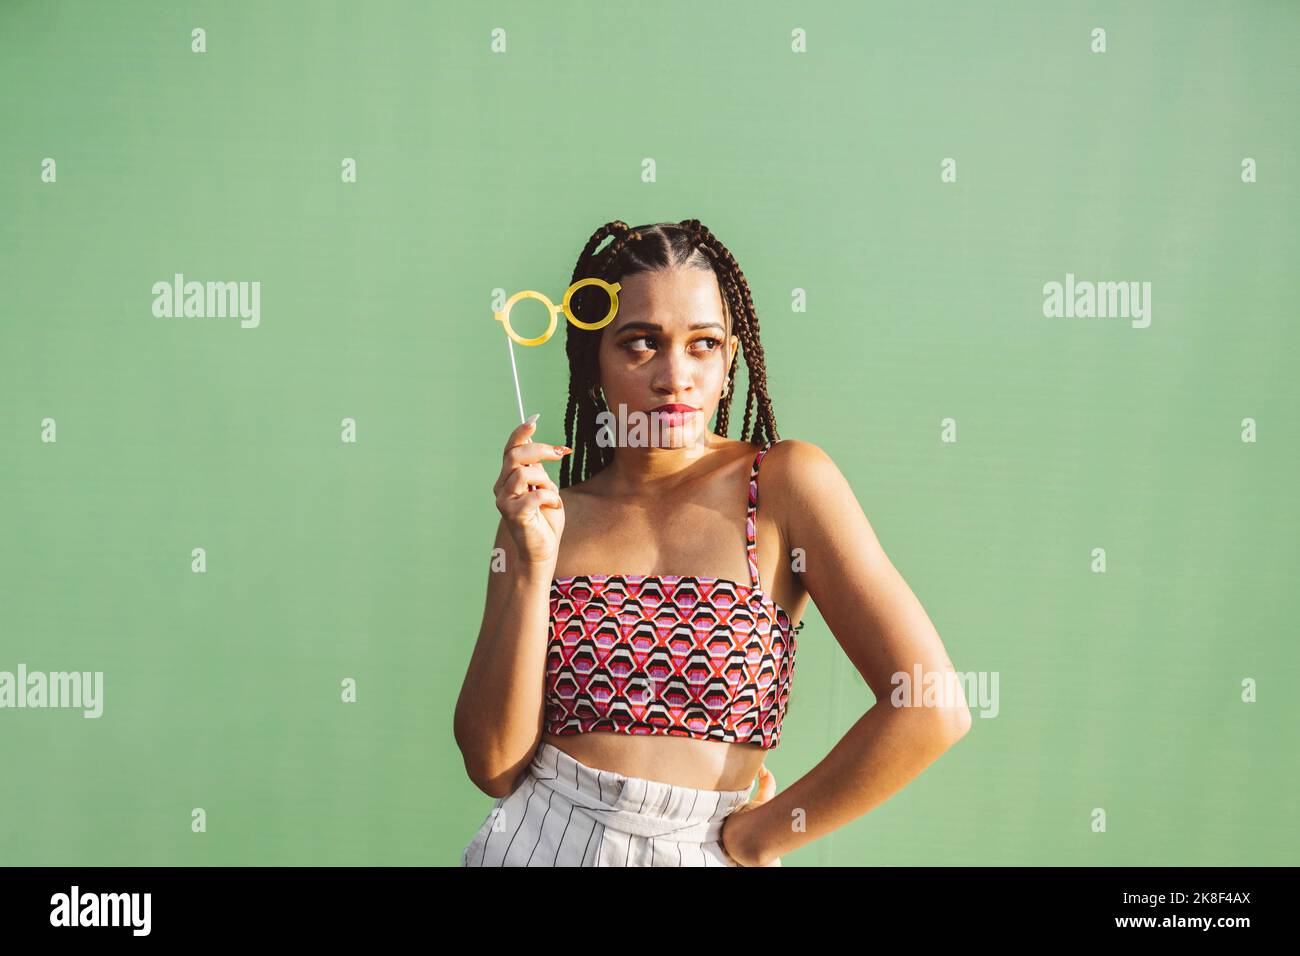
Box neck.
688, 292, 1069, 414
600, 435, 726, 493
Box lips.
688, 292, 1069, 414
649, 404, 699, 429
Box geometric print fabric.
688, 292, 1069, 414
544, 441, 798, 748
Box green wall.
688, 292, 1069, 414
2, 0, 1296, 865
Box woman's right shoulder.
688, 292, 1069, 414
558, 476, 599, 511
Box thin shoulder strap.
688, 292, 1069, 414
745, 440, 776, 590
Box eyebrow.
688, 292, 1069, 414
615, 320, 726, 334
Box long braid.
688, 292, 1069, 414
680, 219, 780, 448
563, 220, 635, 485
715, 345, 740, 436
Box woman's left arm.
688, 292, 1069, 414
727, 439, 973, 866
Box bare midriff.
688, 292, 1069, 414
541, 730, 768, 792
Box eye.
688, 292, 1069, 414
620, 334, 722, 355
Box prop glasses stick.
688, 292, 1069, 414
504, 334, 527, 425
492, 278, 623, 436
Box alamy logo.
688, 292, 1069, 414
1042, 272, 1151, 328
890, 664, 999, 718
50, 886, 150, 936
0, 664, 103, 717
151, 273, 261, 328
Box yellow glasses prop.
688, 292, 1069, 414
492, 278, 622, 346
491, 278, 622, 428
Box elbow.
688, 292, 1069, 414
468, 772, 513, 800
897, 688, 971, 749
459, 749, 512, 798
465, 760, 524, 799
454, 726, 526, 799
454, 720, 491, 796
934, 702, 972, 746
908, 708, 969, 762
481, 776, 520, 799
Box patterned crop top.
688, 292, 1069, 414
543, 440, 802, 749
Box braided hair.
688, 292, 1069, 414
559, 219, 780, 488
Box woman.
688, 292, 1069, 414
455, 219, 970, 866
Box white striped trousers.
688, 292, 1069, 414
459, 742, 757, 867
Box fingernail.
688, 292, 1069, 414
526, 413, 540, 427
555, 445, 571, 455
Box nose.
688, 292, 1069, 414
651, 349, 695, 398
